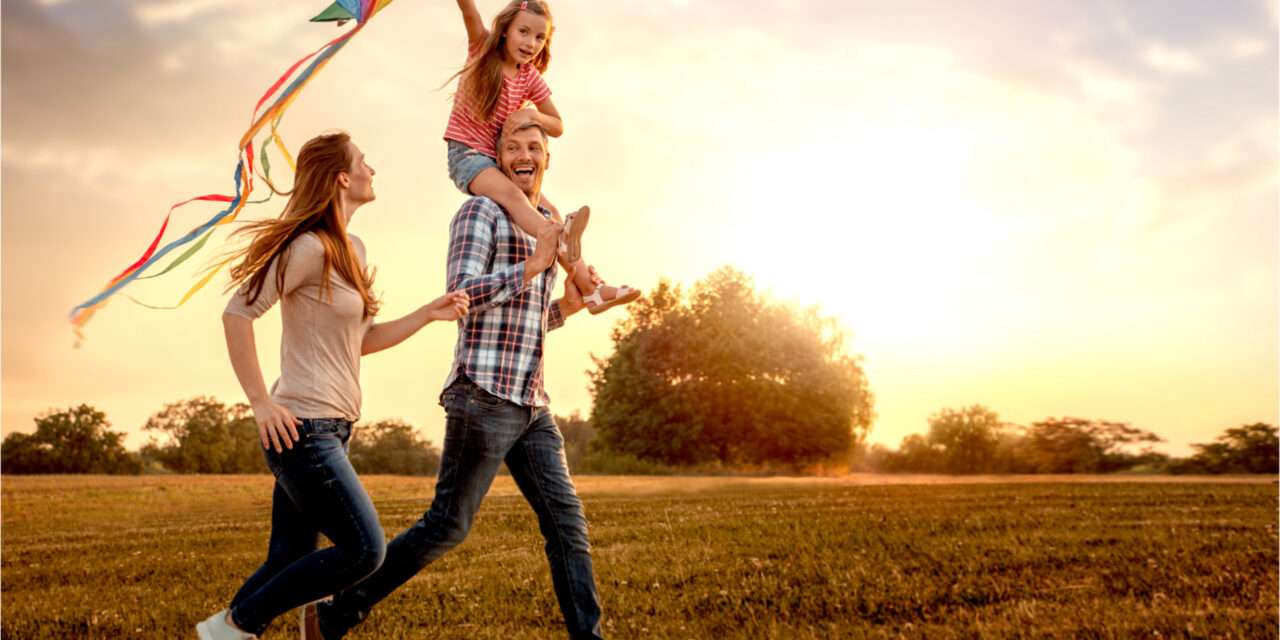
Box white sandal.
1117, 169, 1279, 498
584, 284, 641, 315
559, 206, 590, 264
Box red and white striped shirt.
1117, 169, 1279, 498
443, 40, 552, 158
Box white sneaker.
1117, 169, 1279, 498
196, 609, 256, 640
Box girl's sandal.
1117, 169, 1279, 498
584, 284, 641, 315
559, 206, 590, 264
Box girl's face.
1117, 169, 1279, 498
503, 10, 549, 66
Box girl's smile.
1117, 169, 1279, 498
504, 10, 549, 66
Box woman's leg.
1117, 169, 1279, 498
228, 479, 321, 610
229, 422, 386, 636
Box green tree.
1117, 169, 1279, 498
555, 413, 595, 473
348, 419, 440, 476
927, 405, 1002, 474
890, 434, 945, 472
1, 405, 141, 474
1023, 417, 1163, 473
142, 397, 263, 473
590, 267, 874, 469
1174, 423, 1278, 474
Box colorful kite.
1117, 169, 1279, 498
68, 0, 394, 343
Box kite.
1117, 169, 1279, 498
68, 0, 394, 343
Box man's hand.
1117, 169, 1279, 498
528, 219, 563, 276
425, 291, 470, 321
560, 264, 586, 315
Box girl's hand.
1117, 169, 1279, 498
251, 399, 301, 453
426, 291, 471, 321
502, 108, 541, 137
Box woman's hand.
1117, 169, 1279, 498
426, 290, 471, 322
251, 398, 301, 453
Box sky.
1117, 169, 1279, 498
2, 0, 1277, 457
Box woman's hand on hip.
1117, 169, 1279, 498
251, 399, 301, 453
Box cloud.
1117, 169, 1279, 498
1230, 37, 1269, 58
133, 0, 236, 26
1141, 43, 1205, 74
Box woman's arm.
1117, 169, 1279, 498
456, 0, 488, 47
361, 291, 470, 356
223, 313, 300, 453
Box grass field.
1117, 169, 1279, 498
2, 474, 1276, 639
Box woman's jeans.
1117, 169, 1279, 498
319, 377, 604, 640
227, 418, 385, 636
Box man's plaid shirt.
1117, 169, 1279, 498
442, 196, 565, 407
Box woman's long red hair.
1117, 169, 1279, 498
225, 132, 379, 319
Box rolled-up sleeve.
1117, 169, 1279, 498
446, 198, 529, 314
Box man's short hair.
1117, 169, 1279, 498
498, 122, 549, 149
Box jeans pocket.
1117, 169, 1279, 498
471, 386, 508, 409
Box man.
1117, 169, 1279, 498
311, 121, 605, 640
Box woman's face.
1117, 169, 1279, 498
503, 10, 549, 66
342, 141, 376, 205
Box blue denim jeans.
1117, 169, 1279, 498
319, 377, 603, 639
227, 418, 386, 636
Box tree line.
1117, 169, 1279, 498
1, 399, 443, 476
5, 267, 1274, 476
858, 406, 1277, 475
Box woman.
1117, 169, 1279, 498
196, 131, 469, 640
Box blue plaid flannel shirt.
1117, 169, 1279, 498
442, 196, 564, 407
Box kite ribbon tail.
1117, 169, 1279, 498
240, 24, 362, 150
250, 27, 354, 123
135, 226, 218, 281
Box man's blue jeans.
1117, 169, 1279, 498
319, 377, 604, 639
228, 418, 386, 636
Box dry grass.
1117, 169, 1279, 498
2, 474, 1276, 638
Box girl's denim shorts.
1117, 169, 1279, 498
446, 140, 498, 195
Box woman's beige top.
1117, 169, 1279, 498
224, 232, 373, 421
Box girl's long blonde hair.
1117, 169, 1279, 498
451, 0, 554, 123
225, 132, 380, 319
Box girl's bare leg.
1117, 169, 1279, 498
468, 168, 557, 238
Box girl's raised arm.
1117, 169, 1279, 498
456, 0, 488, 48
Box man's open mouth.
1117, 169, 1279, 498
513, 165, 535, 177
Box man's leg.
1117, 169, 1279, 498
319, 379, 528, 638
506, 408, 604, 640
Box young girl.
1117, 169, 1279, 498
195, 132, 469, 640
446, 0, 639, 314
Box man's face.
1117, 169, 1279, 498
498, 127, 549, 200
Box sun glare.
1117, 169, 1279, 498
715, 95, 1006, 352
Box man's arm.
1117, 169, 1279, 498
447, 199, 558, 315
